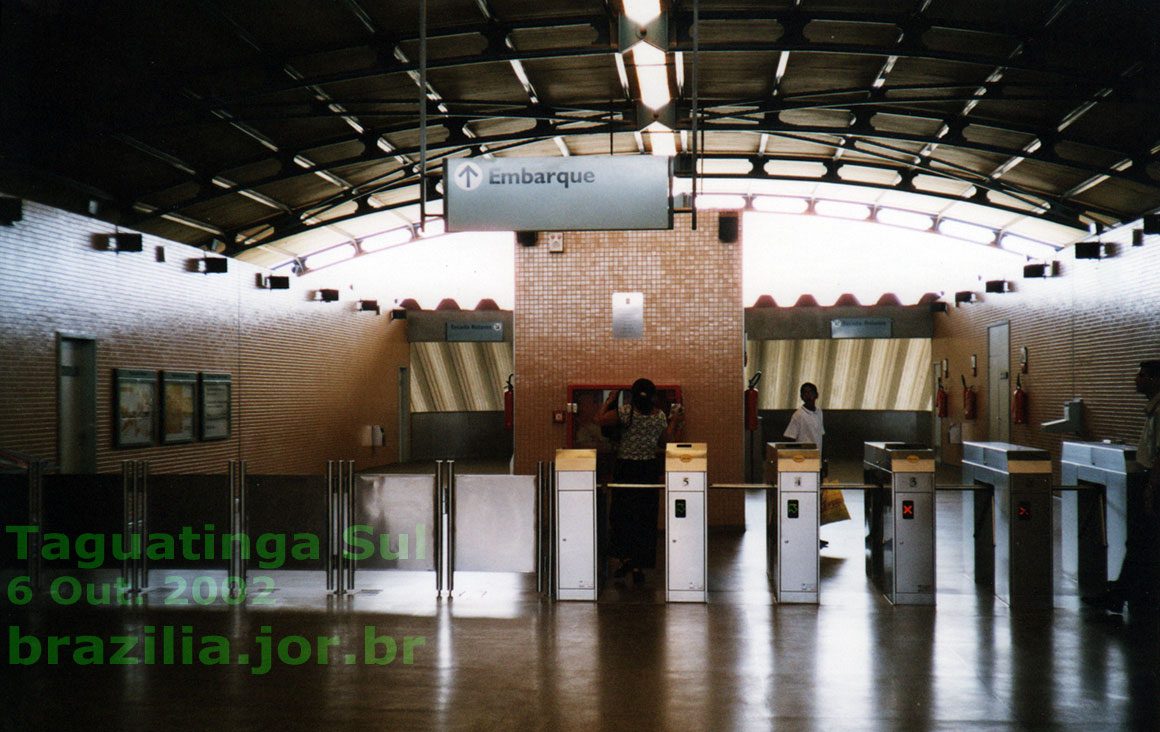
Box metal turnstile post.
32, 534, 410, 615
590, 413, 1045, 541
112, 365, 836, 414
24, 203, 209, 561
863, 442, 936, 605
1060, 441, 1140, 598
666, 443, 708, 603
962, 442, 1053, 608
766, 442, 820, 604
555, 449, 597, 601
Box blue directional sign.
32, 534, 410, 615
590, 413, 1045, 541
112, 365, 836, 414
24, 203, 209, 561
444, 156, 673, 231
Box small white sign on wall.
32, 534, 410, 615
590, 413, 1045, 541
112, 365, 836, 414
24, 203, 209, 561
612, 292, 644, 339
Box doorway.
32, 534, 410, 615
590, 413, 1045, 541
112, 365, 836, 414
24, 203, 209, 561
398, 366, 410, 462
58, 334, 97, 473
987, 322, 1010, 443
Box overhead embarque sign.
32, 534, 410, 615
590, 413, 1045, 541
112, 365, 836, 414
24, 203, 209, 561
444, 156, 672, 232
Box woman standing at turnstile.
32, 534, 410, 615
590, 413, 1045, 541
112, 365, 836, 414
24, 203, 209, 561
595, 378, 684, 586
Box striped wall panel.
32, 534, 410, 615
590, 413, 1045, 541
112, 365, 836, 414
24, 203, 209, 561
410, 342, 513, 412
746, 338, 933, 410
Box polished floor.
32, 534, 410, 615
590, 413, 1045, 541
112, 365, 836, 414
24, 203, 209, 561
5, 462, 1158, 732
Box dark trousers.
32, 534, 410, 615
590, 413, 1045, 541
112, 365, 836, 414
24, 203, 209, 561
1113, 484, 1159, 607
609, 457, 661, 569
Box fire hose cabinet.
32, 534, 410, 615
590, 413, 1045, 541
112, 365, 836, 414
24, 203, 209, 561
555, 449, 597, 601
863, 442, 936, 605
665, 443, 707, 603
767, 442, 820, 604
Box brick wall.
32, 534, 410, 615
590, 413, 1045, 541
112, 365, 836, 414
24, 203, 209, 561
0, 199, 408, 475
933, 225, 1160, 474
513, 212, 746, 525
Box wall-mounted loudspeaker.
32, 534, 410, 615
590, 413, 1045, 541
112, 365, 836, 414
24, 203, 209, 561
0, 197, 23, 225
1074, 242, 1102, 259
318, 289, 340, 302
203, 257, 228, 273
516, 230, 538, 247
718, 212, 739, 243
1143, 214, 1160, 235
267, 275, 290, 289
112, 233, 143, 252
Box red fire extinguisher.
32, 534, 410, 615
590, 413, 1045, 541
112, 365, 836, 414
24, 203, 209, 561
936, 377, 949, 418
961, 375, 977, 420
1012, 375, 1029, 425
745, 372, 762, 431
503, 373, 514, 431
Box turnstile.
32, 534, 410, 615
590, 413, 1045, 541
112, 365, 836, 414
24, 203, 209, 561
1060, 441, 1141, 598
766, 442, 820, 604
863, 442, 936, 605
555, 449, 598, 601
961, 441, 1053, 608
665, 443, 707, 603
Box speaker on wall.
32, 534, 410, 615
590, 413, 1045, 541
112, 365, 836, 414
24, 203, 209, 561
0, 197, 22, 225
112, 233, 143, 252
1143, 214, 1160, 235
718, 212, 739, 243
516, 230, 538, 247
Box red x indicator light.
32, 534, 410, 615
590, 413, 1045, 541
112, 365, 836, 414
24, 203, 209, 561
902, 500, 915, 519
1017, 502, 1032, 520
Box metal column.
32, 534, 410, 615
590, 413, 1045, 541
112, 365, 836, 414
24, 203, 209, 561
121, 460, 148, 594
326, 459, 355, 594
228, 460, 248, 596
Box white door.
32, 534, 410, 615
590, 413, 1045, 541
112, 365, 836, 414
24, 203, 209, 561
59, 336, 96, 473
987, 323, 1010, 443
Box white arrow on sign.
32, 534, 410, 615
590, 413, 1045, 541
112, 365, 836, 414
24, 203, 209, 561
454, 161, 484, 191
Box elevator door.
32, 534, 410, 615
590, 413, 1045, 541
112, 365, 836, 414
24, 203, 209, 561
987, 323, 1010, 443
59, 335, 97, 473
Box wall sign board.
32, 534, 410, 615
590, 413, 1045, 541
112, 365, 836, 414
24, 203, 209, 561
445, 156, 672, 231
447, 322, 505, 342
831, 318, 893, 339
612, 292, 644, 339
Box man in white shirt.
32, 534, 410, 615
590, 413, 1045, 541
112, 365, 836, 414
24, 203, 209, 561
784, 382, 824, 450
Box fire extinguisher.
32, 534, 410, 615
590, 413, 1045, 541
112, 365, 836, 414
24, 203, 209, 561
503, 373, 514, 431
961, 374, 977, 420
1012, 375, 1029, 425
936, 377, 949, 418
745, 371, 762, 431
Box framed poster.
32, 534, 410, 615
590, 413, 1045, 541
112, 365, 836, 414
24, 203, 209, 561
114, 369, 157, 448
199, 373, 232, 441
160, 371, 197, 444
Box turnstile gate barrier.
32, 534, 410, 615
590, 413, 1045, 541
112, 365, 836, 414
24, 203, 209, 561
766, 442, 820, 604
665, 443, 707, 603
863, 442, 936, 605
961, 441, 1053, 608
1060, 441, 1141, 598
555, 449, 598, 601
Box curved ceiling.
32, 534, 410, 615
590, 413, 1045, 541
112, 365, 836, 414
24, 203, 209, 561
4, 0, 1159, 267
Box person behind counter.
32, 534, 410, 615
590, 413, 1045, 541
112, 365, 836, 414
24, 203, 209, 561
594, 378, 684, 587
